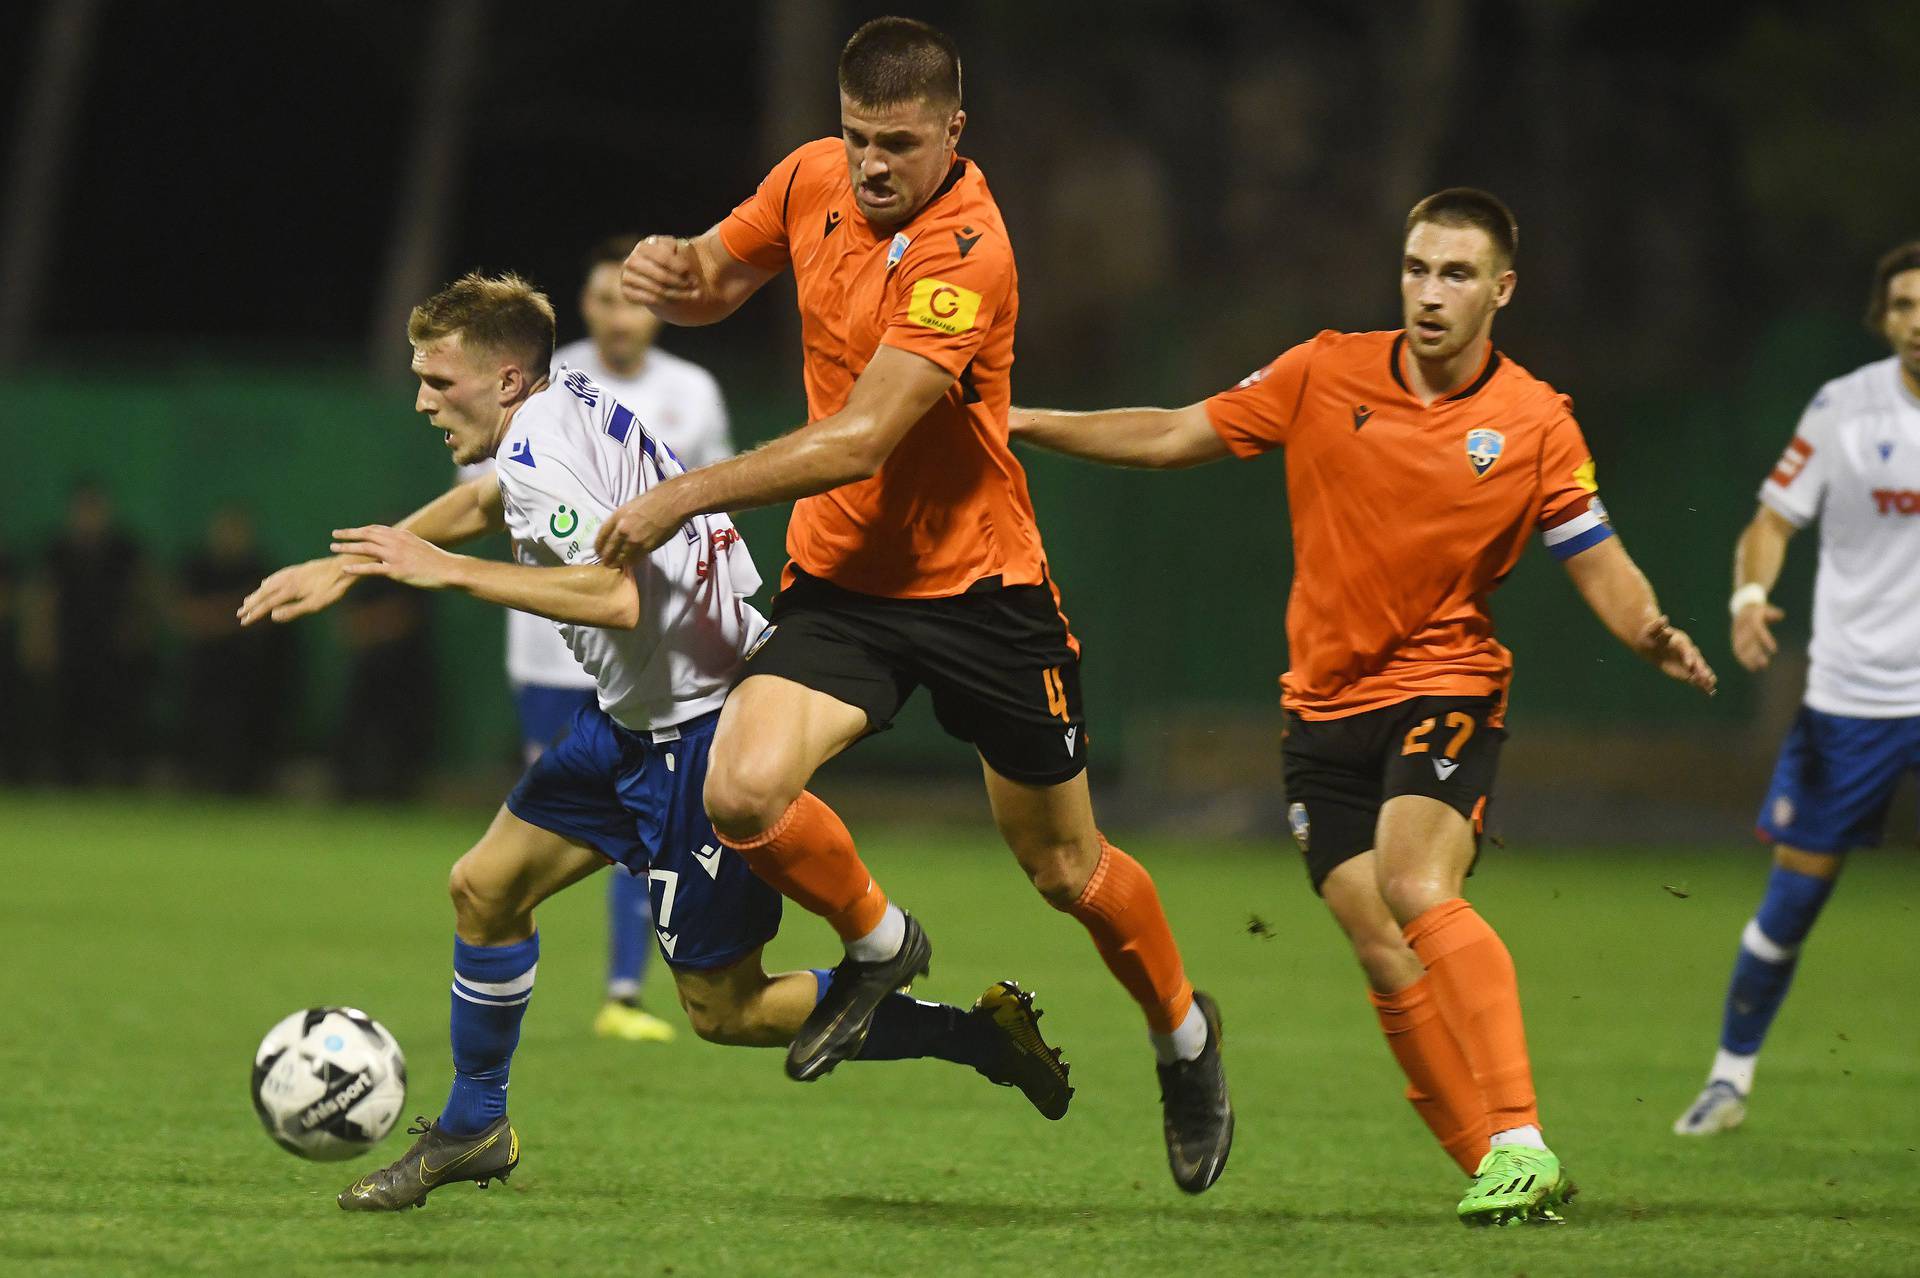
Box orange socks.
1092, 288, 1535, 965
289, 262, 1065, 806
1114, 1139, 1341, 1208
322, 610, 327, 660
1060, 840, 1194, 1034
1371, 976, 1490, 1174
717, 791, 889, 942
1403, 898, 1539, 1135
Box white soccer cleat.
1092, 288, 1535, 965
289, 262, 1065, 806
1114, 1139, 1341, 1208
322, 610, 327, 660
1673, 1079, 1748, 1135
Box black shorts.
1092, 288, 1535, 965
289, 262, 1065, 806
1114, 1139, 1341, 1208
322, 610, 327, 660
741, 568, 1089, 786
1280, 694, 1506, 893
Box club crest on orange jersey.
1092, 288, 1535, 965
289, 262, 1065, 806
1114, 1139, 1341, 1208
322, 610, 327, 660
1465, 428, 1505, 477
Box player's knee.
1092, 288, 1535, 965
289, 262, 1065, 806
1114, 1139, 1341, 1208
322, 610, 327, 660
703, 754, 798, 840
1377, 868, 1451, 926
447, 857, 521, 934
1019, 836, 1101, 908
674, 985, 754, 1045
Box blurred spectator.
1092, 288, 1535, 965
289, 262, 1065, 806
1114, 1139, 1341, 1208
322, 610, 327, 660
36, 481, 157, 785
332, 575, 436, 801
0, 538, 26, 781
173, 507, 294, 793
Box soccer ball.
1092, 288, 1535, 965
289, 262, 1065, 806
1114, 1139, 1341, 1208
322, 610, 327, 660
250, 1007, 407, 1161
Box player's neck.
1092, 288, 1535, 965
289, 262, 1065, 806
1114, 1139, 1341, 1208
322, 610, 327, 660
599, 346, 650, 379
491, 375, 551, 450
1402, 334, 1492, 406
1900, 359, 1920, 404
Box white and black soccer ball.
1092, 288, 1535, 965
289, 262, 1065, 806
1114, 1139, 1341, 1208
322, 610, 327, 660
250, 1007, 407, 1161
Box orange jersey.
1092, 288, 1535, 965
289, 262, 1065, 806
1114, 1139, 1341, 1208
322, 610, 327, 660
1205, 329, 1612, 721
719, 139, 1047, 599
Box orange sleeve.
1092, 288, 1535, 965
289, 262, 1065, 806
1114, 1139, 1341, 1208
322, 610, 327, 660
715, 146, 810, 274
1536, 404, 1615, 560
1202, 334, 1325, 458
876, 228, 1012, 377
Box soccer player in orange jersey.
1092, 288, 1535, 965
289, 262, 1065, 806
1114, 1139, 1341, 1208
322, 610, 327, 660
1010, 188, 1718, 1225
590, 18, 1232, 1192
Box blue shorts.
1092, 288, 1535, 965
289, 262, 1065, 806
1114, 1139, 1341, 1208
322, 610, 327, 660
506, 704, 782, 970
1756, 706, 1920, 854
512, 683, 599, 759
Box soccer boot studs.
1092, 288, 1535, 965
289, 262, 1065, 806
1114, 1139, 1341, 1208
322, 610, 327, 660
969, 980, 1073, 1120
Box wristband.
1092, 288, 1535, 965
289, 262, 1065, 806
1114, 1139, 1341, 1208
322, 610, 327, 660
1729, 582, 1768, 617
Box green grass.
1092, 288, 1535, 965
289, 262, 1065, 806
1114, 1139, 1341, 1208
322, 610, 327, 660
4, 792, 1916, 1276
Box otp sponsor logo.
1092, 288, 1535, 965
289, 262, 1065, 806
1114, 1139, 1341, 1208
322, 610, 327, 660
1770, 436, 1812, 486
1871, 489, 1920, 515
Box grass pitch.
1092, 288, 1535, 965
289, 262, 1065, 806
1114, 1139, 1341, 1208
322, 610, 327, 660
4, 791, 1916, 1276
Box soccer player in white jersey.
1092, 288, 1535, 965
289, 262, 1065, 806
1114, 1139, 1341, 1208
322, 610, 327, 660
1676, 243, 1920, 1135
239, 273, 1071, 1210
456, 236, 735, 1047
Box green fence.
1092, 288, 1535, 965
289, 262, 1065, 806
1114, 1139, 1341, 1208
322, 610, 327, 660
3, 313, 1871, 772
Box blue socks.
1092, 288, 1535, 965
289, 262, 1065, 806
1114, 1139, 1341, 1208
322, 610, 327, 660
808, 969, 996, 1069
605, 868, 654, 1002
1719, 865, 1835, 1057
441, 933, 540, 1136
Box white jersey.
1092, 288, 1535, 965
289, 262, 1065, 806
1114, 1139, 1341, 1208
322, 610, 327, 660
1758, 356, 1920, 717
491, 369, 763, 732
460, 342, 734, 688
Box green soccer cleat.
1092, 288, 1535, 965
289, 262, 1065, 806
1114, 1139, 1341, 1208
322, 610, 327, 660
968, 980, 1073, 1120
1456, 1144, 1569, 1228
337, 1114, 519, 1211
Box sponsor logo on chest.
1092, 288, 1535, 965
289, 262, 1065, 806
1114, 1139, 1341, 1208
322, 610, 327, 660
1870, 489, 1920, 515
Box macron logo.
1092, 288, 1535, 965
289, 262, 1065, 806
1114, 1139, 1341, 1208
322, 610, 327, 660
1433, 758, 1460, 781
1064, 726, 1079, 755
506, 439, 536, 468
692, 844, 723, 880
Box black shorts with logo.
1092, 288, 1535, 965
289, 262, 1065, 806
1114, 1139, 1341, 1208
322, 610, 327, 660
740, 568, 1088, 786
1280, 694, 1506, 893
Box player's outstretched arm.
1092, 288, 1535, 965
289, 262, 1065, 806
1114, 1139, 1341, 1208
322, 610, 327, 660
594, 344, 955, 565
1561, 537, 1718, 694
237, 473, 505, 626
622, 229, 776, 327
1008, 403, 1230, 470
328, 525, 640, 629
1729, 504, 1796, 672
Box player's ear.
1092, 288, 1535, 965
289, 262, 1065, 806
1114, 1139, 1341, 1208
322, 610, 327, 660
947, 108, 966, 151
1493, 267, 1516, 310
497, 363, 524, 404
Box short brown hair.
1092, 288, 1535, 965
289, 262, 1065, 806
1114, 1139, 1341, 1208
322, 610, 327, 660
585, 233, 642, 274
1865, 241, 1920, 332
838, 17, 961, 111
407, 271, 555, 376
1406, 188, 1519, 267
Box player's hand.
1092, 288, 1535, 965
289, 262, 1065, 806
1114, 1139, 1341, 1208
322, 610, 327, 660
593, 490, 680, 567
1731, 601, 1785, 673
622, 235, 701, 307
329, 526, 463, 591
238, 557, 357, 625
1635, 615, 1718, 695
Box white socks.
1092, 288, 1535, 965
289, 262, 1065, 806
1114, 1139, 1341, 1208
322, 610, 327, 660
1489, 1124, 1547, 1151
845, 902, 906, 963
1711, 1047, 1757, 1096
1150, 1000, 1209, 1065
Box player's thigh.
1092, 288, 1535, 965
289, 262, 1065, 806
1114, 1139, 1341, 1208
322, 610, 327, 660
1280, 711, 1386, 895
450, 804, 607, 924
918, 583, 1090, 790
1373, 795, 1478, 920
705, 674, 870, 829
979, 758, 1102, 903
1319, 853, 1424, 993
1757, 706, 1911, 855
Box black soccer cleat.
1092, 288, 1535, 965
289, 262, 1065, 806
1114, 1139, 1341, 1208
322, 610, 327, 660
337, 1114, 518, 1211
968, 980, 1074, 1120
1156, 990, 1233, 1194
786, 913, 932, 1082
